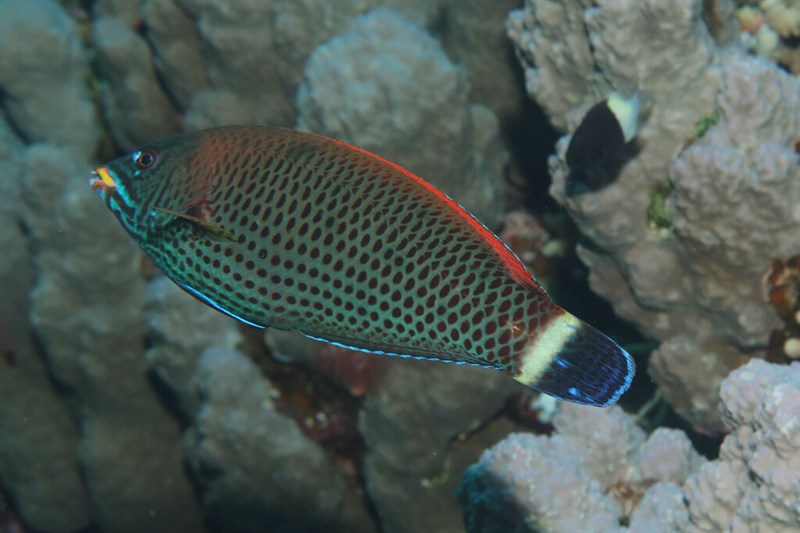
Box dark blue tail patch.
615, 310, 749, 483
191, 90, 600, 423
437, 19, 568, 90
535, 322, 635, 407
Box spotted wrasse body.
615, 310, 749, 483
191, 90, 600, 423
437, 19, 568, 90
91, 127, 634, 406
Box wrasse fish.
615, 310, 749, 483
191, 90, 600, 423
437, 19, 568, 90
91, 127, 634, 406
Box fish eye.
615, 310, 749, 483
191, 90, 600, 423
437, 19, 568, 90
133, 146, 159, 170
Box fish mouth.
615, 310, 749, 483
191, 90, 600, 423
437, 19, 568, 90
90, 166, 117, 193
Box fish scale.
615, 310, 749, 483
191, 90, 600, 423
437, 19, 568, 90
91, 126, 635, 406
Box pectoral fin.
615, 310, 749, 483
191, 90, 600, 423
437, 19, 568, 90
152, 206, 237, 241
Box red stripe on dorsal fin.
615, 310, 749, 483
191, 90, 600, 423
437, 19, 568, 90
294, 129, 543, 293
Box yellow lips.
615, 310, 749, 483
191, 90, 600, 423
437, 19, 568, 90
91, 166, 117, 192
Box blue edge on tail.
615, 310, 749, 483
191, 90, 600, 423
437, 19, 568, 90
536, 322, 636, 407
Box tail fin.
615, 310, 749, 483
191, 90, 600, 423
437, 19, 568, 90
512, 312, 635, 407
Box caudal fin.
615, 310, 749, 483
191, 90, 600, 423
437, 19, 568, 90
511, 312, 635, 407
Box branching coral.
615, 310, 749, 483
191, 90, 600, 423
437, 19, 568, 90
460, 360, 799, 532
92, 15, 181, 150
296, 7, 508, 228
185, 347, 375, 533
0, 118, 91, 533
508, 0, 800, 430
684, 359, 800, 531
0, 0, 99, 156
459, 403, 705, 532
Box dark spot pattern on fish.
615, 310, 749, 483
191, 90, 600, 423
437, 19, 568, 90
91, 126, 635, 407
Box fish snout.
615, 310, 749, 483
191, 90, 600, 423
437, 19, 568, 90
90, 166, 118, 193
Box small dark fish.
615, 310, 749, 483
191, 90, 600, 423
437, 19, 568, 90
566, 91, 642, 169
90, 127, 634, 406
566, 92, 643, 195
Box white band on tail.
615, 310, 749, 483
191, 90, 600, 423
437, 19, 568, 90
515, 313, 581, 385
